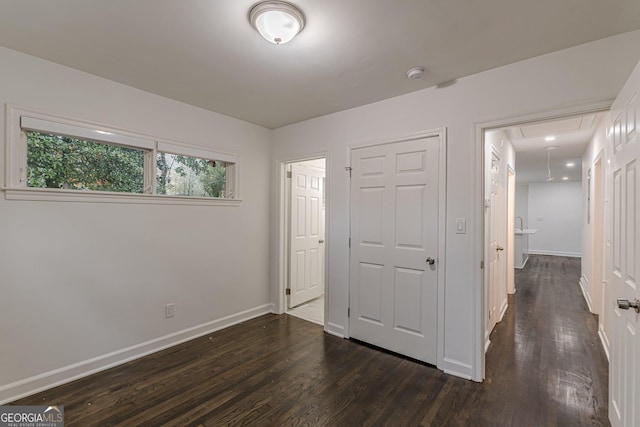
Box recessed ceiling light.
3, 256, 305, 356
562, 177, 569, 180
249, 1, 305, 45
545, 136, 556, 141
566, 162, 575, 167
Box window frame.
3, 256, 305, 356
155, 141, 237, 199
4, 105, 241, 206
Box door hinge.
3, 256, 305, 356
348, 237, 351, 248
285, 288, 291, 295
286, 171, 292, 178
345, 166, 352, 177
348, 307, 350, 317
480, 261, 484, 269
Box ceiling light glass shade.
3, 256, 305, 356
250, 1, 305, 45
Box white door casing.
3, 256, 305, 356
507, 167, 516, 295
349, 136, 441, 364
289, 164, 325, 308
592, 156, 604, 316
608, 60, 640, 427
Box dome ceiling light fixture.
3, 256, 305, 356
249, 1, 305, 45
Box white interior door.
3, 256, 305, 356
289, 164, 325, 308
485, 147, 506, 348
349, 136, 439, 364
608, 60, 640, 427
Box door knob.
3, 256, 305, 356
319, 239, 325, 244
617, 298, 640, 313
426, 257, 435, 265
496, 246, 504, 251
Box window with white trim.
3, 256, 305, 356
5, 107, 239, 204
155, 141, 237, 199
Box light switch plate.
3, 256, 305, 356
456, 218, 466, 234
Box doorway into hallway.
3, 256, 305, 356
283, 158, 326, 326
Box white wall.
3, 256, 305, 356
271, 30, 640, 380
514, 185, 531, 267
580, 117, 609, 354
581, 118, 607, 295
2, 29, 640, 399
515, 185, 529, 230
0, 47, 272, 402
527, 182, 582, 256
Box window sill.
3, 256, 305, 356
2, 187, 242, 206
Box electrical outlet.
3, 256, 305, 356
165, 303, 175, 318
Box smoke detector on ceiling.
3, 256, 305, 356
407, 67, 425, 79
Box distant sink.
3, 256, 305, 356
515, 228, 538, 235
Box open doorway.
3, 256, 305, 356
283, 158, 326, 326
482, 111, 608, 353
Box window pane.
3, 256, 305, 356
156, 152, 229, 198
26, 131, 145, 193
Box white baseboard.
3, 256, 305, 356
325, 322, 346, 338
527, 250, 581, 258
442, 357, 473, 381
579, 275, 594, 313
515, 255, 529, 269
0, 303, 274, 405
598, 326, 610, 362
499, 298, 508, 322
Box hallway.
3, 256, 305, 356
485, 254, 609, 425
11, 256, 609, 425
287, 294, 324, 325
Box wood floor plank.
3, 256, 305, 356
10, 255, 609, 426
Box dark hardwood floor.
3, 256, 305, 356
12, 255, 609, 426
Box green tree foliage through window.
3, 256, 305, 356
25, 130, 230, 198
26, 131, 145, 193
156, 152, 227, 198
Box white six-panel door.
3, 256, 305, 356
349, 136, 440, 364
289, 164, 325, 308
486, 146, 506, 348
609, 60, 640, 427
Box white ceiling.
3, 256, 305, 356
0, 1, 639, 129
497, 112, 606, 184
